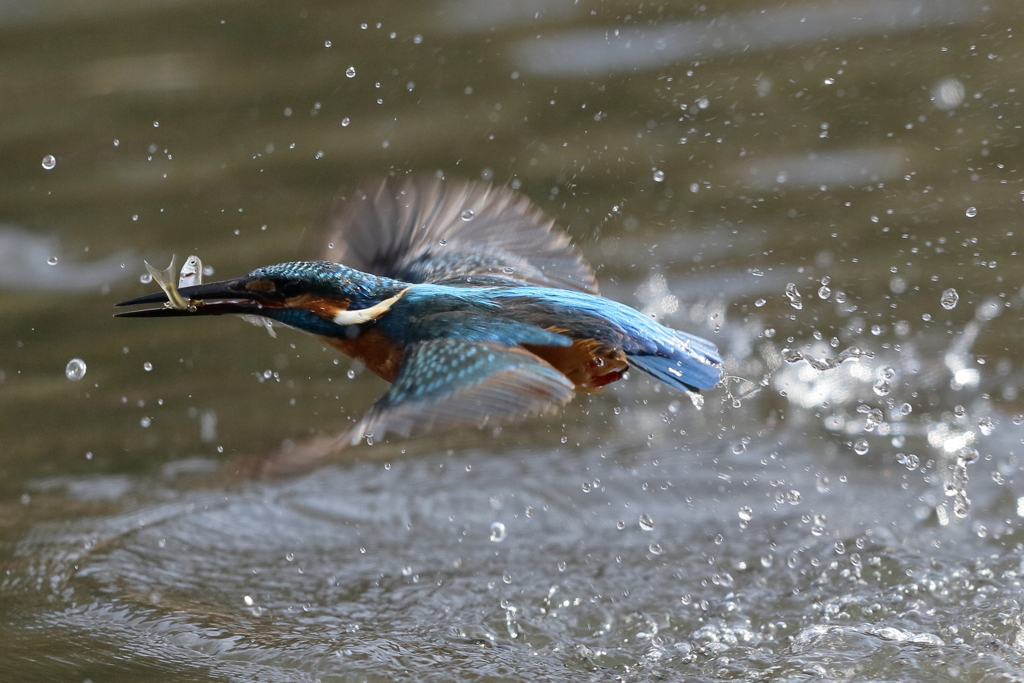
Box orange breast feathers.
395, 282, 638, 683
293, 294, 406, 381
525, 334, 628, 392
323, 327, 405, 383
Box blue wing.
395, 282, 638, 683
347, 338, 575, 443
317, 176, 599, 294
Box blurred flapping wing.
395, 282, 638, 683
346, 338, 574, 444
320, 176, 599, 294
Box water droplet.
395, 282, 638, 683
959, 447, 980, 465
557, 561, 566, 572
754, 298, 766, 307
965, 206, 977, 217
639, 513, 655, 531
616, 520, 626, 530
489, 521, 507, 542
346, 66, 356, 78
65, 358, 87, 381
47, 255, 58, 266
285, 552, 295, 561
696, 96, 709, 109
652, 169, 665, 182
787, 490, 802, 505
818, 285, 831, 300
833, 540, 846, 555
324, 40, 332, 48
859, 405, 884, 431
871, 366, 896, 397
143, 362, 153, 372
346, 369, 356, 379
41, 154, 56, 170
940, 288, 959, 310
784, 283, 803, 310
140, 416, 152, 428
932, 77, 965, 110
738, 506, 753, 522
853, 439, 869, 455
139, 272, 152, 284
460, 209, 474, 221
648, 543, 663, 555
953, 495, 970, 518
978, 416, 995, 436
581, 481, 592, 492
438, 238, 448, 246
341, 117, 350, 127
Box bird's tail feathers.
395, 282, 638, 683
628, 349, 723, 393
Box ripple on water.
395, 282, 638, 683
5, 439, 1024, 681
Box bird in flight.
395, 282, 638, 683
117, 177, 723, 455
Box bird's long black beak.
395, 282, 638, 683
114, 278, 277, 318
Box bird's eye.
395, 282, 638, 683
276, 279, 306, 298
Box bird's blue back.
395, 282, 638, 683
395, 283, 723, 392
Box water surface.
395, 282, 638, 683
3, 1, 1024, 680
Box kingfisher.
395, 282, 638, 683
116, 177, 723, 449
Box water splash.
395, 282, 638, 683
782, 346, 873, 371
944, 297, 1001, 390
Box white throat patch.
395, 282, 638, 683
332, 288, 408, 326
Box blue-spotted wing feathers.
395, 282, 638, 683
347, 339, 574, 443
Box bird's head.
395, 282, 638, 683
115, 261, 406, 336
